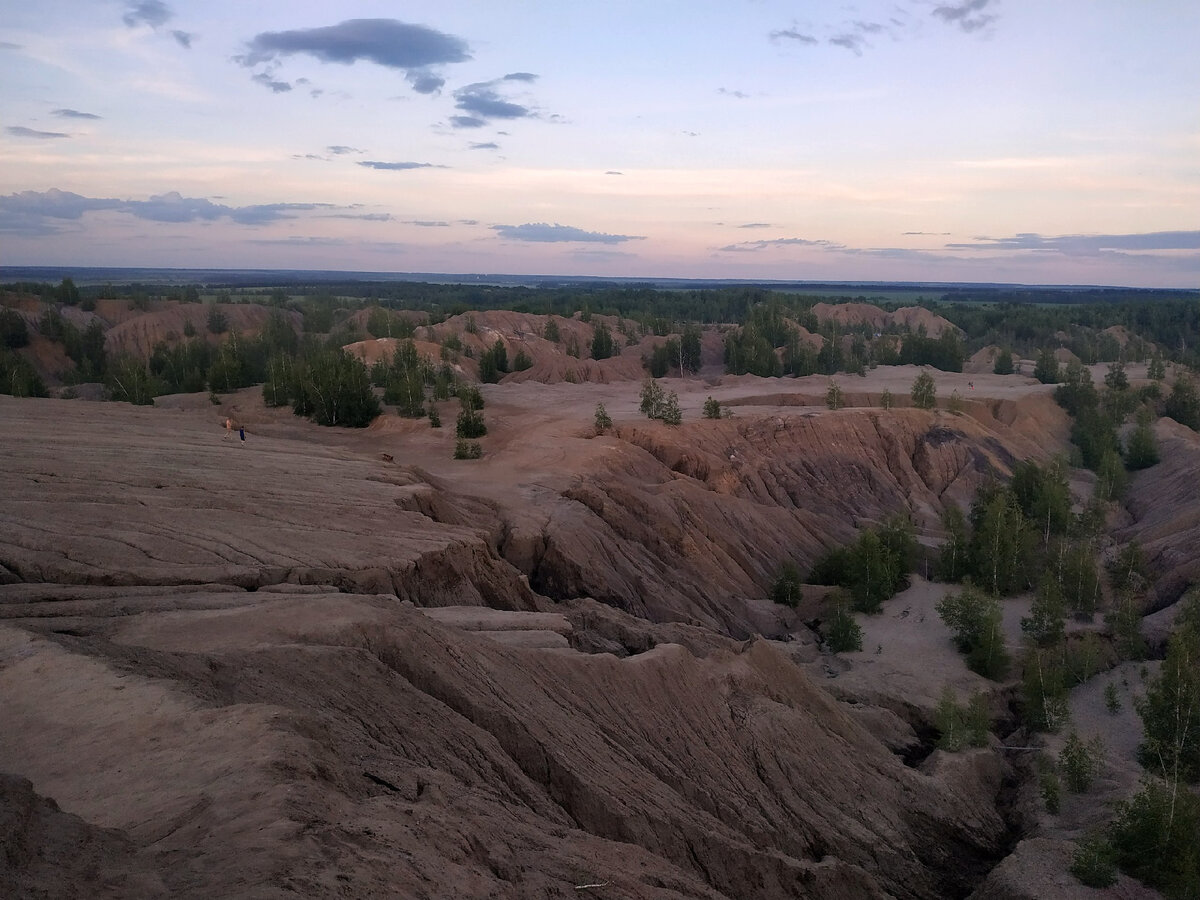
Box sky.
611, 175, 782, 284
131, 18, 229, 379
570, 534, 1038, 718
1, 0, 1198, 287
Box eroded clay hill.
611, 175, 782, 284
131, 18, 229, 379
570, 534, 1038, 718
1, 368, 1086, 898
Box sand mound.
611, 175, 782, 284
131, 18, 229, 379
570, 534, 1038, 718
812, 302, 959, 338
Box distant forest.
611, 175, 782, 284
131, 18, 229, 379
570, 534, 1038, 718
3, 274, 1199, 415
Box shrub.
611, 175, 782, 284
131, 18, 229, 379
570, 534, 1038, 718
1022, 646, 1070, 732
290, 350, 380, 427
453, 440, 482, 459
911, 371, 936, 410
0, 348, 49, 397
0, 308, 29, 348
1040, 770, 1062, 814
1124, 421, 1160, 469
1108, 779, 1200, 897
703, 396, 722, 419
206, 305, 228, 335
639, 378, 682, 424
770, 562, 803, 608
1060, 731, 1104, 792
658, 391, 682, 425
1034, 348, 1061, 384
825, 380, 844, 410
1165, 374, 1200, 430
591, 322, 615, 360
1137, 600, 1200, 782
938, 687, 992, 752
1021, 578, 1066, 647
1105, 682, 1122, 714
825, 598, 863, 652
456, 404, 487, 439
1071, 833, 1117, 888
593, 402, 612, 434
879, 388, 893, 409
1147, 354, 1166, 381
993, 349, 1014, 375
937, 584, 1010, 679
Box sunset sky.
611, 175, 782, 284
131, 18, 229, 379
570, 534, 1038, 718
2, 1, 1198, 286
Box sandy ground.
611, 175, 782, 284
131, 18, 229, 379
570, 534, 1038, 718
0, 355, 1184, 898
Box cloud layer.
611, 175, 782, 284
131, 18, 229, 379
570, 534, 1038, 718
951, 231, 1200, 254
357, 160, 441, 171
492, 223, 644, 244
0, 188, 331, 234
6, 126, 70, 139
240, 19, 469, 95
451, 74, 540, 127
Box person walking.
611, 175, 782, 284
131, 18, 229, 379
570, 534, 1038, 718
223, 417, 233, 441
239, 425, 246, 444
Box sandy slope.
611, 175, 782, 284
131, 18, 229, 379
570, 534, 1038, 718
0, 356, 1184, 898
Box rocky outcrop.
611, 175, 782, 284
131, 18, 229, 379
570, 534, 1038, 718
1, 592, 1012, 899
513, 407, 1058, 635
0, 384, 1066, 897
103, 303, 300, 359
1117, 417, 1200, 607
812, 303, 960, 339
0, 773, 149, 899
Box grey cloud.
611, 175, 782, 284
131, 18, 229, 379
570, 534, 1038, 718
226, 202, 332, 226
454, 81, 533, 122
492, 223, 645, 244
0, 188, 331, 229
323, 213, 394, 222
52, 109, 101, 120
0, 212, 63, 237
357, 160, 442, 170
406, 70, 444, 94
932, 0, 997, 33
469, 142, 499, 150
739, 223, 772, 229
239, 19, 470, 80
0, 42, 22, 50
829, 34, 866, 55
0, 189, 117, 221
6, 126, 70, 139
450, 115, 485, 129
854, 21, 884, 34
504, 72, 537, 82
458, 219, 479, 226
294, 154, 327, 161
327, 145, 364, 155
406, 220, 450, 227
718, 88, 749, 99
948, 231, 1200, 255
248, 236, 349, 247
125, 192, 228, 223
249, 237, 411, 253
172, 30, 193, 48
569, 249, 637, 262
252, 72, 292, 93
771, 28, 818, 44
605, 171, 623, 176
718, 237, 845, 252
123, 1, 171, 29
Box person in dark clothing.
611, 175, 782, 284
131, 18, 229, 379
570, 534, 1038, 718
239, 426, 245, 443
